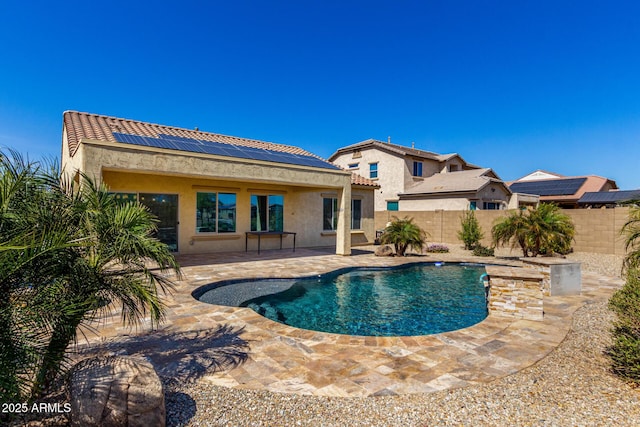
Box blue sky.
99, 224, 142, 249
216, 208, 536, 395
1, 1, 639, 187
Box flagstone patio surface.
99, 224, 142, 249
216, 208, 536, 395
80, 247, 624, 397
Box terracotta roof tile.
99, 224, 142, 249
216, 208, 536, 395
350, 172, 379, 187
63, 111, 321, 159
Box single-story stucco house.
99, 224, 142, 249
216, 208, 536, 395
61, 111, 378, 255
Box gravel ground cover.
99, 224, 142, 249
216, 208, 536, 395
164, 247, 640, 427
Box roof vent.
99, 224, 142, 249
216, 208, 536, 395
411, 141, 415, 149
387, 136, 391, 144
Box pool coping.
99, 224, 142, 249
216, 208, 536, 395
77, 250, 625, 397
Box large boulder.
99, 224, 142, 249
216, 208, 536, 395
375, 245, 395, 257
68, 356, 165, 427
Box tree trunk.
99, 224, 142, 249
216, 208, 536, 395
31, 314, 84, 399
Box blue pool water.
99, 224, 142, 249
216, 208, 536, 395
239, 263, 488, 336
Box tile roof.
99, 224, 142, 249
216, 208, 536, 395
63, 111, 378, 187
400, 168, 508, 195
508, 175, 618, 202
328, 139, 452, 162
64, 111, 319, 158
350, 172, 380, 188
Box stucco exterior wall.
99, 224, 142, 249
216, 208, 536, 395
102, 170, 374, 254
332, 148, 407, 211
399, 197, 471, 211
398, 182, 510, 212
62, 139, 376, 255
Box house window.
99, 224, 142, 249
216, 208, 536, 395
323, 198, 338, 231
251, 195, 283, 231
412, 161, 423, 177
470, 201, 477, 210
348, 163, 359, 169
450, 164, 460, 172
369, 163, 378, 179
196, 192, 236, 233
322, 198, 363, 231
387, 201, 399, 211
483, 202, 501, 210
352, 199, 362, 229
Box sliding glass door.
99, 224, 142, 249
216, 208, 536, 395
139, 193, 179, 252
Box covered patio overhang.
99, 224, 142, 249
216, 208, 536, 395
68, 140, 354, 255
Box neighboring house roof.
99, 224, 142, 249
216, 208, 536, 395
328, 139, 465, 164
508, 175, 618, 203
514, 170, 565, 181
399, 168, 510, 196
578, 189, 640, 205
350, 172, 380, 188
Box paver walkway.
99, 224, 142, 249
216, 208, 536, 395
78, 247, 624, 397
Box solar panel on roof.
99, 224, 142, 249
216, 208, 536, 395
112, 132, 339, 170
509, 178, 587, 196
578, 190, 640, 204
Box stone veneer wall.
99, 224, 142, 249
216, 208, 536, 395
521, 258, 582, 296
375, 206, 630, 255
485, 266, 545, 321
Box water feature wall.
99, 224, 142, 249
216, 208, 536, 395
484, 266, 545, 321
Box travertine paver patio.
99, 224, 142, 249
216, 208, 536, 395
80, 247, 624, 397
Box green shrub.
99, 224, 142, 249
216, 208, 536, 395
608, 269, 640, 384
491, 203, 575, 257
380, 216, 429, 256
472, 245, 495, 257
458, 210, 483, 250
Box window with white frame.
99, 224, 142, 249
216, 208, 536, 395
369, 162, 378, 179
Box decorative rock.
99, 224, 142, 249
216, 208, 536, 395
374, 245, 395, 257
68, 356, 165, 427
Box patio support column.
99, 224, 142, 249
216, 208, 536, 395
335, 179, 352, 256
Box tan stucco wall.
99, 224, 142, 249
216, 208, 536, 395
102, 171, 375, 254
399, 197, 471, 211
375, 207, 630, 255
332, 148, 444, 211
62, 138, 376, 255
398, 182, 510, 211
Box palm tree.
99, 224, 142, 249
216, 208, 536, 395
491, 204, 575, 257
0, 149, 181, 402
621, 200, 640, 272
31, 174, 181, 396
380, 216, 428, 256
492, 210, 530, 256
526, 203, 575, 257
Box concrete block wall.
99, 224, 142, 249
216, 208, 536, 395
375, 206, 630, 255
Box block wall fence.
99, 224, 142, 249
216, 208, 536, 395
374, 207, 631, 255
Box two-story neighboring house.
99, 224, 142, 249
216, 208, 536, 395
329, 139, 513, 212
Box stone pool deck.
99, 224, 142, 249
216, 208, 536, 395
78, 247, 624, 398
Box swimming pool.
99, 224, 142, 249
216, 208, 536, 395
195, 263, 488, 336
